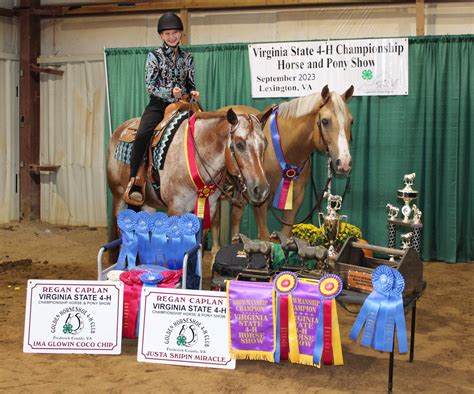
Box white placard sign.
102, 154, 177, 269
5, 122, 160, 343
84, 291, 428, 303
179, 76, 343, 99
137, 288, 235, 369
23, 280, 123, 354
249, 38, 408, 97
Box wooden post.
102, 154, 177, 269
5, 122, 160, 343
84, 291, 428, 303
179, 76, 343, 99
19, 0, 41, 221
416, 0, 425, 36
180, 8, 189, 44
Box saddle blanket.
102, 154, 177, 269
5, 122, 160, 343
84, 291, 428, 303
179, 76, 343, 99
114, 111, 188, 171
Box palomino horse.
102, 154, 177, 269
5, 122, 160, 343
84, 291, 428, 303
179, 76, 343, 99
107, 109, 270, 244
212, 85, 354, 250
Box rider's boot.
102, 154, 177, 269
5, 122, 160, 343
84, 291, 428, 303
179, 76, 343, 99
124, 163, 146, 207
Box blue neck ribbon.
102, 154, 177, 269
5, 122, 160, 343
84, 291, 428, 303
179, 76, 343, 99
116, 209, 138, 270
269, 108, 304, 209
150, 212, 169, 266
136, 212, 153, 265
349, 266, 408, 353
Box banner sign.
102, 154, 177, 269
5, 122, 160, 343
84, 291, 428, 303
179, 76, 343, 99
23, 280, 123, 354
137, 288, 235, 369
249, 38, 408, 97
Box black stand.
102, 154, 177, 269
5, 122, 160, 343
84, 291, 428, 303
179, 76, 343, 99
387, 299, 417, 393
338, 288, 424, 394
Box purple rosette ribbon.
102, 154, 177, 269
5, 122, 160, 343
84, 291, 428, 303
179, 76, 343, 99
150, 212, 168, 266
117, 209, 138, 269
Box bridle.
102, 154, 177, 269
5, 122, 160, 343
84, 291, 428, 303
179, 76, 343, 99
227, 113, 262, 195
188, 112, 261, 207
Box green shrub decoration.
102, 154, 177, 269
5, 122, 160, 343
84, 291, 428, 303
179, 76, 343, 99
291, 222, 362, 249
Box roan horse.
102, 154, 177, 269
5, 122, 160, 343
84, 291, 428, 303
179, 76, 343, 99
212, 85, 354, 250
107, 108, 270, 245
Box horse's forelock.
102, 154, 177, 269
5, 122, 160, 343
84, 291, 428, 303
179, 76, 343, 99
277, 93, 322, 119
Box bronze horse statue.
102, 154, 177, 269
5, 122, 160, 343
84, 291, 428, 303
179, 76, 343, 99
107, 108, 270, 245
212, 85, 354, 251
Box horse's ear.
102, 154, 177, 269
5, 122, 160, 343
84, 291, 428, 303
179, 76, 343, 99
343, 85, 354, 102
226, 108, 238, 126
257, 105, 275, 127
321, 85, 330, 101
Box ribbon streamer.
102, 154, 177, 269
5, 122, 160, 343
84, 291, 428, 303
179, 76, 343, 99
116, 209, 138, 269
166, 216, 182, 270
150, 212, 169, 266
120, 270, 145, 339
349, 266, 408, 353
312, 275, 343, 366
179, 213, 201, 275
135, 212, 154, 265
273, 272, 298, 363
184, 114, 217, 229
269, 108, 305, 210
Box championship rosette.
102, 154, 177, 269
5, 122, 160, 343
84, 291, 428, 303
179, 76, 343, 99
273, 272, 298, 362
349, 265, 408, 353
288, 274, 344, 367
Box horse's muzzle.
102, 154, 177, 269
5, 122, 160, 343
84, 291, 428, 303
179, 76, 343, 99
248, 182, 270, 205
334, 158, 352, 174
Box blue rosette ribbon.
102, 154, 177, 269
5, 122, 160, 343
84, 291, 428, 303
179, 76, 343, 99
135, 212, 154, 265
349, 266, 408, 353
140, 271, 164, 287
116, 209, 138, 269
179, 213, 200, 274
166, 216, 182, 270
150, 212, 169, 266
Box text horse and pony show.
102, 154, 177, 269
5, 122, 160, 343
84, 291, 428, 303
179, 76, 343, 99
213, 85, 354, 248
107, 108, 270, 243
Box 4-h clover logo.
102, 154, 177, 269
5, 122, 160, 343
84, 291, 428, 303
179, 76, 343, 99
177, 335, 187, 346
362, 69, 373, 80
63, 323, 73, 334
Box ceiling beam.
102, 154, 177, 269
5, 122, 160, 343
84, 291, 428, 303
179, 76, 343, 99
35, 0, 470, 18
39, 0, 424, 17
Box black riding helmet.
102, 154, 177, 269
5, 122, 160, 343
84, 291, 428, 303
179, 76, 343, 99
157, 12, 183, 33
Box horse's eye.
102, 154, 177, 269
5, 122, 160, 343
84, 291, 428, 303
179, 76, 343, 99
236, 141, 246, 151
351, 119, 354, 125
321, 118, 329, 127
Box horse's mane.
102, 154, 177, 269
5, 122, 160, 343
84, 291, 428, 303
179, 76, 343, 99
277, 93, 323, 119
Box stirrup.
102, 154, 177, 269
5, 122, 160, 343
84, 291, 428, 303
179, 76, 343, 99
124, 177, 145, 207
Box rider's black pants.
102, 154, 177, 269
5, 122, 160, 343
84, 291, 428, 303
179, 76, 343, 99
129, 97, 169, 178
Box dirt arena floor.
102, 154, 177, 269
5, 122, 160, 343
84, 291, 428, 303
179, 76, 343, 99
0, 222, 472, 393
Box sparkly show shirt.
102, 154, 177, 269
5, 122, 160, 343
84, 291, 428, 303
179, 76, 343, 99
145, 44, 196, 103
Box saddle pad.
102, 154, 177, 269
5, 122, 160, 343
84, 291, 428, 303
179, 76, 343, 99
152, 111, 188, 170
114, 111, 188, 170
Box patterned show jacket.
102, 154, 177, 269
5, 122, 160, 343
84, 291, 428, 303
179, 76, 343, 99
145, 43, 196, 103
